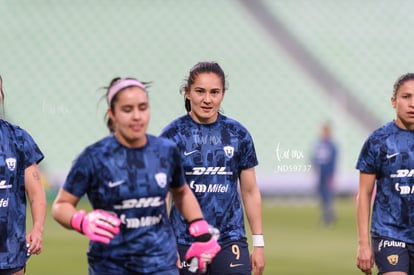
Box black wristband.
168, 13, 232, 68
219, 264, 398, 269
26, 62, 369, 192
194, 233, 212, 242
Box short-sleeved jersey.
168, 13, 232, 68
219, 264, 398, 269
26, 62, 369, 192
63, 134, 185, 273
0, 119, 44, 269
160, 113, 258, 246
356, 121, 414, 243
312, 139, 337, 177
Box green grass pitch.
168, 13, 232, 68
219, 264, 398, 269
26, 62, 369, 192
25, 197, 362, 274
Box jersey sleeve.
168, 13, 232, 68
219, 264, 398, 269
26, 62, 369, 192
62, 150, 93, 198
356, 137, 377, 174
169, 144, 186, 189
21, 129, 44, 167
239, 130, 259, 170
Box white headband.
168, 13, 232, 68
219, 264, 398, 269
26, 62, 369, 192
107, 79, 146, 104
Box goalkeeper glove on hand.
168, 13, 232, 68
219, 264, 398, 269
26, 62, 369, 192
186, 219, 221, 273
71, 209, 121, 244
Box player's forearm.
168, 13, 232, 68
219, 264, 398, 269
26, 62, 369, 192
356, 173, 376, 245
25, 164, 47, 231
356, 192, 372, 245
243, 189, 263, 235
29, 193, 46, 233
240, 169, 263, 234
171, 185, 203, 222
51, 201, 77, 229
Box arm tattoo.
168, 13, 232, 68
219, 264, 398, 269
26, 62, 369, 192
32, 171, 40, 181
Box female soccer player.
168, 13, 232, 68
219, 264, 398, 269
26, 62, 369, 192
356, 73, 414, 275
51, 77, 220, 275
0, 76, 46, 275
311, 123, 338, 227
160, 62, 265, 275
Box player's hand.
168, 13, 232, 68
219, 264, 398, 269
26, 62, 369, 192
251, 246, 265, 275
186, 219, 221, 273
356, 244, 374, 274
26, 226, 43, 256
176, 251, 182, 269
71, 209, 121, 244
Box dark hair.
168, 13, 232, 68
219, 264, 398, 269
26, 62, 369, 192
0, 75, 5, 117
393, 73, 414, 98
181, 62, 227, 112
104, 77, 150, 133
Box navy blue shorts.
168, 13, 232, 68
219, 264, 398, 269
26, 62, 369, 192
372, 236, 414, 274
88, 256, 178, 275
178, 240, 251, 275
0, 266, 25, 275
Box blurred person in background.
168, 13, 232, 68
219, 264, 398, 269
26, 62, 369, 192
51, 77, 220, 275
160, 62, 265, 275
356, 73, 414, 275
0, 76, 46, 275
311, 122, 338, 227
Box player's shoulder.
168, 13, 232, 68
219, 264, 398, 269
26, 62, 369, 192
160, 114, 191, 137
147, 134, 182, 160
147, 134, 179, 150
219, 114, 244, 127
367, 121, 399, 140
0, 119, 35, 142
0, 119, 26, 133
219, 114, 252, 136
148, 134, 172, 144
166, 114, 189, 127
80, 135, 116, 156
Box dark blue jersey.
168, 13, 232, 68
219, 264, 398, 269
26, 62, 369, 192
312, 139, 337, 177
356, 121, 414, 243
63, 134, 185, 273
160, 113, 258, 246
0, 119, 44, 269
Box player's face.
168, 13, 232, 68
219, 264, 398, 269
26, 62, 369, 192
108, 87, 150, 147
392, 79, 414, 130
186, 72, 225, 124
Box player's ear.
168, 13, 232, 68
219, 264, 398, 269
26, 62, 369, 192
107, 107, 115, 119
391, 96, 396, 108
184, 87, 191, 99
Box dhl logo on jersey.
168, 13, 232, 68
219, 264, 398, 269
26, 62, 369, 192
391, 169, 414, 195
113, 196, 164, 210
391, 169, 414, 178
185, 167, 233, 176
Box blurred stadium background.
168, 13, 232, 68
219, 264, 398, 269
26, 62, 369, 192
2, 0, 414, 197
3, 0, 413, 273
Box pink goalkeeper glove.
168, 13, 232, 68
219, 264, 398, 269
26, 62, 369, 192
186, 219, 221, 273
71, 209, 121, 244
